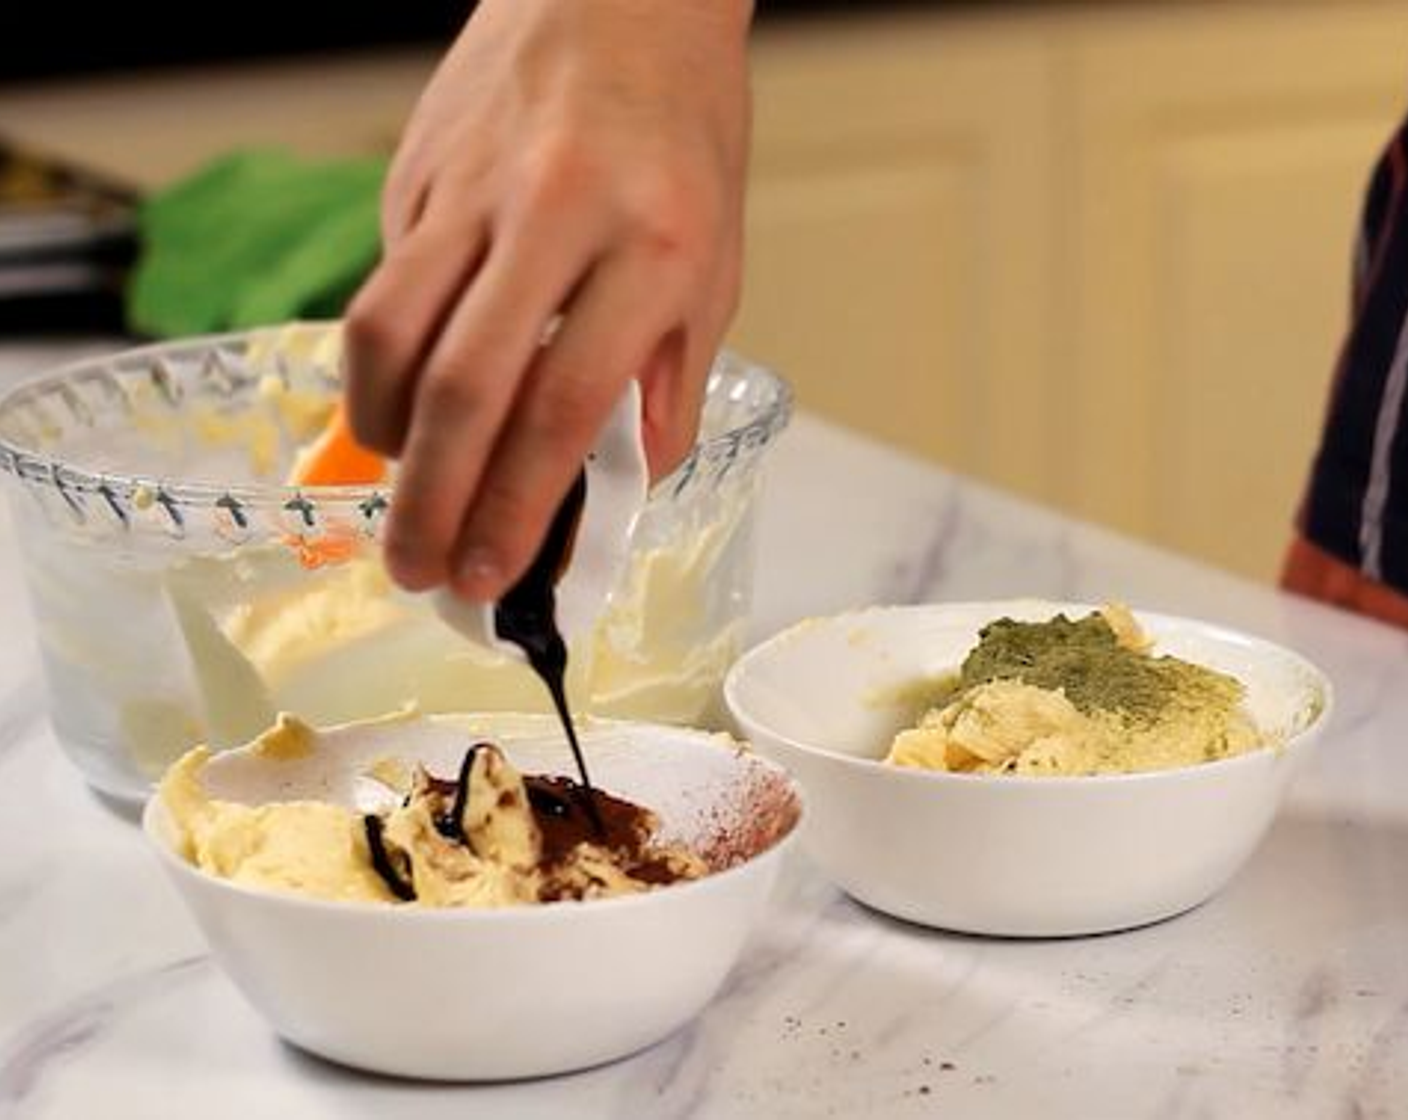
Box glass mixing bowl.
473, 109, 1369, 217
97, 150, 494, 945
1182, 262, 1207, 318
0, 323, 790, 804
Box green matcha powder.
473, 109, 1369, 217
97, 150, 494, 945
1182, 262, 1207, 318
950, 613, 1240, 725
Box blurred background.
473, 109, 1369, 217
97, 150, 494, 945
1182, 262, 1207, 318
1, 0, 1405, 585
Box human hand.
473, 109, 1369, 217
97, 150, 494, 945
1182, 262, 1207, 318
344, 0, 753, 601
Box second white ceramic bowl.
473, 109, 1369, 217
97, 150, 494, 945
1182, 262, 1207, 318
144, 712, 800, 1080
724, 601, 1330, 937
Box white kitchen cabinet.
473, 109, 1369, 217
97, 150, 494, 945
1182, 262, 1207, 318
736, 1, 1408, 581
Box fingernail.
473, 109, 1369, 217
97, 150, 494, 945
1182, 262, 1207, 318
456, 547, 502, 601
382, 537, 438, 592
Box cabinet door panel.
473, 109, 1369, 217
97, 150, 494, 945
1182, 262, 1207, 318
735, 161, 979, 464
734, 20, 1057, 494
1069, 3, 1408, 578
1153, 122, 1391, 576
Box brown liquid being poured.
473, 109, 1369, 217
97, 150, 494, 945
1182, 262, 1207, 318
361, 473, 623, 900
492, 471, 603, 835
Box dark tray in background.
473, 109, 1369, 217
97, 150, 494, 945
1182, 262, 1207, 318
0, 1, 927, 83
0, 144, 138, 334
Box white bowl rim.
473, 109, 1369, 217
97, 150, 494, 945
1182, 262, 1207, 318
142, 714, 803, 922
724, 600, 1334, 789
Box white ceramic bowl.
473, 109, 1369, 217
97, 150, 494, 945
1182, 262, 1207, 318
143, 712, 800, 1080
724, 600, 1330, 938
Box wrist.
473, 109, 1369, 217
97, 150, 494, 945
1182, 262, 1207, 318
692, 0, 755, 37
474, 0, 754, 38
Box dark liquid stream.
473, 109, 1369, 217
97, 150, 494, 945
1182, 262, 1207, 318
363, 471, 609, 900
362, 814, 415, 901
493, 471, 604, 835
432, 743, 482, 842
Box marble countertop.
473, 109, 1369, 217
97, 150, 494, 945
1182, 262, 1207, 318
2, 343, 1406, 1118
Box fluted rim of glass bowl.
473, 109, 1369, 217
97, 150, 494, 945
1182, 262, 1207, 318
0, 325, 792, 527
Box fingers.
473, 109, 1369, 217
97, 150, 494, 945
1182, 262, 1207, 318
639, 241, 742, 479
343, 205, 488, 457
381, 179, 431, 246
353, 189, 733, 599
447, 249, 685, 602
379, 214, 598, 592
637, 327, 695, 479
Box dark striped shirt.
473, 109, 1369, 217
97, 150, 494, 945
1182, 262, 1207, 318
1300, 111, 1408, 593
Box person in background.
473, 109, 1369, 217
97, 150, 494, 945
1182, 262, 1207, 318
341, 0, 753, 605
1284, 111, 1408, 630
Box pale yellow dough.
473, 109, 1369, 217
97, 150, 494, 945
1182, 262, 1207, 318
161, 744, 390, 904
159, 518, 743, 744
158, 716, 705, 907
888, 679, 1259, 776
